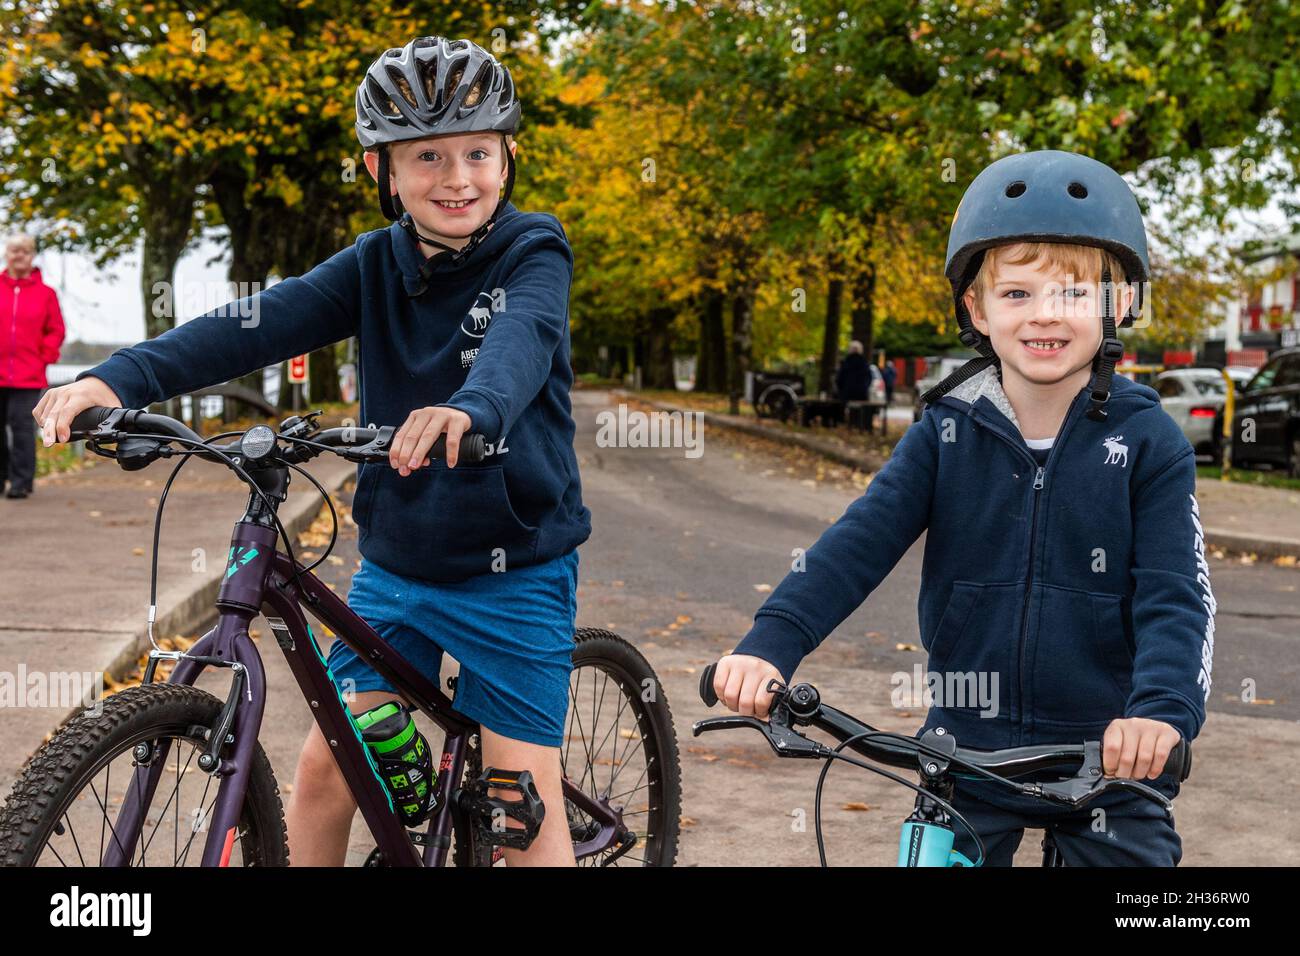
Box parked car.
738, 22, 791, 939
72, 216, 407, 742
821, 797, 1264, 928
913, 351, 980, 421
1225, 366, 1257, 392
1229, 346, 1300, 477
1153, 369, 1231, 462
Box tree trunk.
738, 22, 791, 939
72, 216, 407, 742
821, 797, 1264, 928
819, 264, 844, 395
309, 343, 341, 405
728, 288, 754, 415
850, 260, 878, 361
697, 290, 727, 392
139, 177, 198, 417
211, 162, 279, 423
642, 307, 676, 389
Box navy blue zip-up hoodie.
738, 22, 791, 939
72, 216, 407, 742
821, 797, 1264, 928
735, 365, 1214, 806
79, 203, 592, 583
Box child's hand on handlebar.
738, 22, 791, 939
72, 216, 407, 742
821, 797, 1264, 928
713, 654, 784, 720
33, 377, 123, 446
391, 405, 472, 474
1102, 717, 1181, 780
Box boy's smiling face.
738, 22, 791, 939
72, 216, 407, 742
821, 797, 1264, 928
963, 242, 1135, 391
364, 131, 516, 254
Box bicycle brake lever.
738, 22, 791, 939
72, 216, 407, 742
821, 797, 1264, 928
691, 713, 828, 759
1030, 741, 1174, 814
1098, 778, 1175, 811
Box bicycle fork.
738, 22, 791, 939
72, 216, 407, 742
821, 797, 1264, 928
102, 523, 280, 867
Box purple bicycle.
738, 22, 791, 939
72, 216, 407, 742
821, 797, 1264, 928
0, 407, 680, 867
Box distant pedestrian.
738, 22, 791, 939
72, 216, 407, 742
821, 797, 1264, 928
835, 340, 869, 401
1, 233, 65, 499
882, 360, 897, 406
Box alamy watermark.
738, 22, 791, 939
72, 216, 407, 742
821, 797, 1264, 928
595, 404, 704, 459
0, 666, 105, 716
891, 664, 999, 718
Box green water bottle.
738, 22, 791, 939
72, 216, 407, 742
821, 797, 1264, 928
354, 701, 436, 826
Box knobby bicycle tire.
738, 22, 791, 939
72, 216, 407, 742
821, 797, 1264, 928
0, 683, 289, 867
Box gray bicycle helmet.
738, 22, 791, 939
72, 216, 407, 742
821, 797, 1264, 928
355, 36, 521, 272
924, 150, 1151, 422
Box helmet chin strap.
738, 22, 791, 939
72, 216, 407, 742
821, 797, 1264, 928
1084, 267, 1125, 423
918, 296, 999, 405
375, 136, 517, 295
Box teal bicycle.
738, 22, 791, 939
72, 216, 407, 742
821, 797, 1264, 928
695, 665, 1191, 866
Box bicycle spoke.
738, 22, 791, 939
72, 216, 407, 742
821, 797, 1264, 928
605, 738, 650, 796
566, 677, 599, 794
87, 775, 133, 866
175, 771, 219, 867
605, 709, 647, 792
138, 741, 202, 862
562, 666, 581, 771
580, 684, 630, 793
63, 811, 84, 866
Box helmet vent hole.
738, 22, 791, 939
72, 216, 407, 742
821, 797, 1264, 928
1004, 181, 1026, 198
1068, 181, 1088, 199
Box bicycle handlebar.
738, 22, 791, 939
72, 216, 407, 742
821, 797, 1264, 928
68, 406, 487, 467
694, 661, 1191, 787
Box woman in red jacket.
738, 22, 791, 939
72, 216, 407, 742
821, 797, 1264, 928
1, 234, 65, 499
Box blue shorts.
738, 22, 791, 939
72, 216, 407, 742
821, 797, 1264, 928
326, 550, 579, 748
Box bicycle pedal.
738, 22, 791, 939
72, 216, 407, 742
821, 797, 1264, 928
460, 767, 545, 851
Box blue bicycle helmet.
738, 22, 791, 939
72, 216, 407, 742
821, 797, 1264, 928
924, 150, 1151, 422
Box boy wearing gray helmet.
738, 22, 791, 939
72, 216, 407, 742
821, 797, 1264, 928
713, 150, 1214, 866
36, 36, 589, 866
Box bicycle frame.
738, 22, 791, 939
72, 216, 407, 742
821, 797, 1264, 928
102, 510, 626, 867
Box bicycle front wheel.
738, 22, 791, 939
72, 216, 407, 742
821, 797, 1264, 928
0, 683, 288, 867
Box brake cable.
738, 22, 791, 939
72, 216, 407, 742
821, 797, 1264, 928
281, 459, 340, 579
812, 731, 986, 868
95, 430, 300, 650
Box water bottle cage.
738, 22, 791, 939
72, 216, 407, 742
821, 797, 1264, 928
375, 747, 436, 827
460, 767, 546, 851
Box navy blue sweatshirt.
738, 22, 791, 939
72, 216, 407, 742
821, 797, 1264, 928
735, 365, 1215, 778
80, 203, 591, 583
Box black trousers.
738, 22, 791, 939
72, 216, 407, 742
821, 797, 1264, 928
0, 386, 41, 493
948, 785, 1182, 866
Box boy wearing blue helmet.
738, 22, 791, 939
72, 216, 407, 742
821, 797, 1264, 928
713, 150, 1214, 866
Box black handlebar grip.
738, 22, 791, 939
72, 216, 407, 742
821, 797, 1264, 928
428, 432, 486, 465
699, 663, 719, 707
69, 406, 120, 438
1164, 738, 1192, 781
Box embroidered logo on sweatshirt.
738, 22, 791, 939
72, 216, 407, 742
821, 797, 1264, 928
460, 291, 497, 339
1102, 435, 1129, 467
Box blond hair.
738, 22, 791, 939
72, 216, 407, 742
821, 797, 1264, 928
968, 241, 1126, 304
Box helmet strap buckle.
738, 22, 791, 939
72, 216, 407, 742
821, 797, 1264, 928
1099, 337, 1125, 363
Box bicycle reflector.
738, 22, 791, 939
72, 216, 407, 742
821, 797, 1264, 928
240, 424, 277, 461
